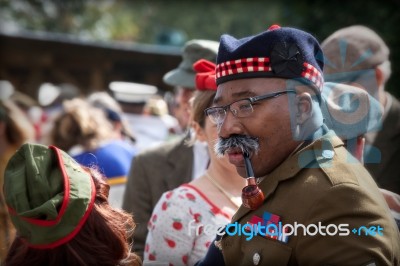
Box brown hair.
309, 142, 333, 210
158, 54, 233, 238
4, 168, 141, 266
50, 98, 113, 151
190, 90, 216, 128
0, 100, 34, 146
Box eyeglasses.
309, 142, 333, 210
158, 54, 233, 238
204, 90, 296, 125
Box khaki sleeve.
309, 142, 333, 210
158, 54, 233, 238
295, 183, 400, 266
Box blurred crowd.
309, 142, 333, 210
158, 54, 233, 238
0, 75, 189, 264
0, 79, 187, 202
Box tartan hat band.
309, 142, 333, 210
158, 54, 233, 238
216, 57, 323, 89
4, 144, 96, 249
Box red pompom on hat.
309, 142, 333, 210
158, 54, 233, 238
193, 59, 217, 91
268, 24, 281, 30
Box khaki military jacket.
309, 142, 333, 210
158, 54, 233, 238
221, 132, 400, 266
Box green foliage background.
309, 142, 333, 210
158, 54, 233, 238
1, 0, 399, 97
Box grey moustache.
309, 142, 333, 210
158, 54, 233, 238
214, 134, 260, 157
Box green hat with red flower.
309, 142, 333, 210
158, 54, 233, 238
3, 143, 96, 249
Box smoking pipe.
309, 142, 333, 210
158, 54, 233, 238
241, 152, 265, 210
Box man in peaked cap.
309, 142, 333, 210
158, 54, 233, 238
164, 39, 220, 132
122, 39, 219, 259
197, 25, 399, 265
322, 25, 400, 195
109, 81, 167, 151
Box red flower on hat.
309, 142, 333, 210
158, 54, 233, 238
271, 42, 304, 77
193, 59, 217, 91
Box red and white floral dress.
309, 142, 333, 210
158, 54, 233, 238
144, 184, 232, 266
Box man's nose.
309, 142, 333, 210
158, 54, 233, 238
218, 109, 243, 138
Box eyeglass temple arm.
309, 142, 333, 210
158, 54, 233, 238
250, 90, 296, 103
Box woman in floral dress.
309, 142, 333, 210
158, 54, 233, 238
144, 60, 246, 265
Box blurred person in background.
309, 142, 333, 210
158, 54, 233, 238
320, 82, 400, 228
9, 91, 44, 142
164, 40, 219, 135
122, 39, 218, 259
0, 99, 35, 262
109, 81, 176, 151
0, 81, 14, 100
49, 98, 136, 208
38, 82, 82, 144
87, 91, 136, 145
144, 59, 246, 265
3, 143, 141, 266
169, 86, 194, 134
322, 25, 400, 195
87, 91, 138, 208
0, 80, 44, 142
143, 94, 181, 138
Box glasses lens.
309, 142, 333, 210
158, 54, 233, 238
206, 107, 225, 124
231, 99, 253, 118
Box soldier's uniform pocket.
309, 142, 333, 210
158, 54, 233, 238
242, 235, 292, 266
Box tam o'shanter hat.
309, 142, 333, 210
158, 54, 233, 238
4, 143, 96, 249
163, 39, 219, 89
216, 25, 324, 90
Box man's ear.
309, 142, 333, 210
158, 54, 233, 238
295, 92, 313, 125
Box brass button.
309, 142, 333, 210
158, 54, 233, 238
322, 149, 334, 159
252, 252, 261, 265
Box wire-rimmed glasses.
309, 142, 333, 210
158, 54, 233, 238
204, 90, 296, 125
